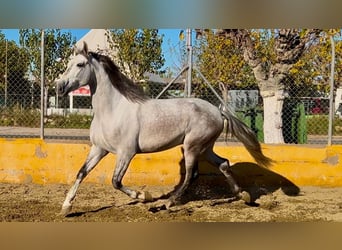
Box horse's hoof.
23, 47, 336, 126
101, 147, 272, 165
60, 205, 72, 217
239, 191, 251, 203
137, 191, 153, 202
165, 200, 173, 210
166, 197, 180, 209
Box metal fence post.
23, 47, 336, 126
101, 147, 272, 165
328, 35, 335, 146
4, 39, 8, 107
40, 29, 45, 139
185, 28, 192, 97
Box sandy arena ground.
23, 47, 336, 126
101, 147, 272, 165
1, 178, 342, 222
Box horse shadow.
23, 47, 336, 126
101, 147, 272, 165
172, 159, 300, 206
65, 205, 114, 218
66, 160, 300, 217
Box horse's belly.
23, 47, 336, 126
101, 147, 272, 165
138, 126, 184, 153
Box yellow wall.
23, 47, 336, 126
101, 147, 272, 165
1, 138, 342, 187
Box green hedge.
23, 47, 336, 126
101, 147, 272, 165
0, 106, 40, 127
45, 114, 92, 128
0, 107, 92, 128
306, 115, 342, 136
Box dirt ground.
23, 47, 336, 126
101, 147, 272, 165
1, 178, 342, 222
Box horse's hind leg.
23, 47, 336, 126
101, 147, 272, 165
181, 146, 199, 183
60, 145, 108, 216
166, 148, 199, 208
204, 147, 241, 197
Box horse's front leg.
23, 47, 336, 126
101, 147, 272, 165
60, 145, 108, 216
112, 153, 153, 202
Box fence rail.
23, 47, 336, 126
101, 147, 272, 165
0, 88, 340, 145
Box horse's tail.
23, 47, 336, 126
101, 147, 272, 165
221, 110, 273, 168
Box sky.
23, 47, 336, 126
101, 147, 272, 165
0, 28, 185, 73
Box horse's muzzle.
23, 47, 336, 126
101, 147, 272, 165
56, 80, 68, 96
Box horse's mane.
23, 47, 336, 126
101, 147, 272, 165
89, 52, 149, 103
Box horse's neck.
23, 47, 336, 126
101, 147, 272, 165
91, 67, 123, 114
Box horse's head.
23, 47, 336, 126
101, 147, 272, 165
56, 41, 93, 96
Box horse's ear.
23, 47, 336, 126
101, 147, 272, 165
82, 41, 88, 55
74, 41, 89, 56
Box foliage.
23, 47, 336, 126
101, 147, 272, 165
0, 105, 40, 127
45, 114, 92, 128
306, 115, 342, 135
0, 105, 92, 128
196, 30, 257, 91
19, 29, 76, 88
106, 29, 165, 81
193, 29, 317, 95
191, 29, 341, 100
0, 31, 31, 106
289, 30, 342, 97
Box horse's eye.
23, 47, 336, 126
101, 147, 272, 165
77, 62, 86, 67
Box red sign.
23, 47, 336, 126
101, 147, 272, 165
70, 86, 91, 96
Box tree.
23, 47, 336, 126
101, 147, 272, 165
208, 29, 322, 144
289, 30, 342, 97
0, 31, 31, 107
19, 29, 75, 87
106, 29, 165, 82
197, 30, 256, 89
194, 30, 258, 104
19, 29, 75, 111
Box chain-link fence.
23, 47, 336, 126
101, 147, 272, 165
0, 30, 341, 144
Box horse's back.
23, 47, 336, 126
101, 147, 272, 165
137, 98, 223, 152
151, 97, 220, 115
141, 98, 222, 128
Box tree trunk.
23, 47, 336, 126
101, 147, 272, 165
255, 62, 288, 144
261, 89, 285, 143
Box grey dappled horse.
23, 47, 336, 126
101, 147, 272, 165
56, 42, 272, 216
